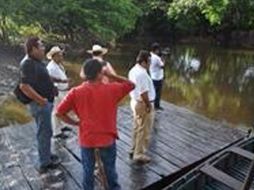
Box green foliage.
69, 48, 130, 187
0, 0, 141, 43
168, 0, 254, 32
168, 0, 229, 26
221, 0, 254, 30
1, 0, 254, 44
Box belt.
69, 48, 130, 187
135, 100, 154, 103
58, 89, 69, 92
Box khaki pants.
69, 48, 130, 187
52, 91, 67, 136
130, 100, 155, 159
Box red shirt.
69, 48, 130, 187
56, 81, 134, 148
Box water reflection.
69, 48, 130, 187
107, 44, 254, 126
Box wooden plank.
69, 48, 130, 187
0, 166, 31, 190
116, 144, 162, 189
230, 147, 254, 161
57, 131, 159, 189
119, 123, 200, 166
159, 102, 245, 141
67, 124, 177, 185
119, 107, 227, 148
3, 124, 82, 190
118, 126, 188, 167
119, 105, 245, 157
120, 103, 245, 143
0, 128, 31, 190
117, 133, 179, 176
201, 166, 242, 190
119, 121, 209, 160
0, 101, 247, 190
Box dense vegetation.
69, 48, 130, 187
1, 0, 254, 45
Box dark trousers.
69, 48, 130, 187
80, 142, 121, 190
153, 79, 163, 108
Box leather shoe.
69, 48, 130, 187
38, 154, 61, 174
61, 126, 72, 132
53, 133, 68, 139
133, 155, 151, 164
129, 152, 134, 159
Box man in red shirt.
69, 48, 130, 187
56, 59, 134, 190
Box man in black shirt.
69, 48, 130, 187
19, 36, 60, 173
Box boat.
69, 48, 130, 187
143, 133, 254, 190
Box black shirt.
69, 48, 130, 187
20, 57, 55, 102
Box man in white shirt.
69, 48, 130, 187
149, 42, 165, 110
80, 44, 116, 83
46, 46, 71, 139
128, 50, 155, 163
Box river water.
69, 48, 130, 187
106, 42, 254, 126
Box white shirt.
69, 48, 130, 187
149, 52, 164, 80
128, 64, 155, 101
47, 60, 68, 91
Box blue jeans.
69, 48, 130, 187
81, 142, 121, 190
29, 101, 53, 167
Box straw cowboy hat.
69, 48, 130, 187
46, 46, 64, 60
87, 44, 108, 55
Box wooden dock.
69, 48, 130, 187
0, 101, 247, 190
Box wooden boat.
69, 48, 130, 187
144, 133, 254, 190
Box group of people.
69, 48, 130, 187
18, 36, 165, 190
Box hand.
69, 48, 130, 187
61, 78, 70, 83
146, 104, 151, 113
38, 98, 47, 107
74, 121, 80, 126
102, 67, 114, 77
66, 78, 71, 87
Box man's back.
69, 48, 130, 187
129, 64, 155, 102
57, 81, 133, 147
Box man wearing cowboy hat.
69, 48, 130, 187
46, 46, 71, 139
80, 44, 116, 83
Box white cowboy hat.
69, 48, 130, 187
46, 46, 64, 60
86, 44, 108, 55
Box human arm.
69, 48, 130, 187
140, 91, 152, 113
135, 73, 152, 112
20, 60, 47, 106
158, 56, 165, 69
105, 71, 134, 85
106, 62, 117, 75
50, 76, 69, 83
20, 83, 47, 106
56, 113, 79, 126
152, 54, 165, 69
105, 72, 135, 102
47, 64, 70, 83
56, 89, 79, 126
80, 67, 85, 79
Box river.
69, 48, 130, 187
105, 42, 254, 126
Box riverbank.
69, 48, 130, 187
0, 45, 23, 96
0, 45, 30, 127
0, 44, 84, 127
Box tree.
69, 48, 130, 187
0, 0, 141, 44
